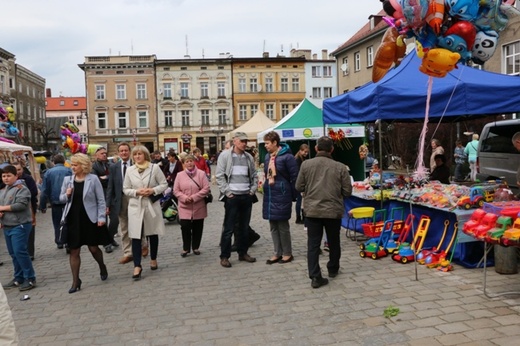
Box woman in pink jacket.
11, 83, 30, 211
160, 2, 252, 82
173, 154, 210, 257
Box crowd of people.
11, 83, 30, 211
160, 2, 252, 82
0, 132, 354, 304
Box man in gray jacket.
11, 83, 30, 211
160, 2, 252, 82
296, 136, 352, 288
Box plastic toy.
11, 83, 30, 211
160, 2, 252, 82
392, 215, 431, 263
501, 218, 520, 246
462, 209, 487, 234
425, 223, 458, 268
360, 219, 394, 260
471, 213, 499, 239
418, 48, 460, 78
417, 220, 450, 264
457, 185, 495, 209
485, 216, 513, 244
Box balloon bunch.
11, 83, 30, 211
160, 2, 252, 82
375, 0, 519, 80
0, 102, 20, 137
61, 122, 87, 154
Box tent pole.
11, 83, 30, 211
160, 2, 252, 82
378, 120, 384, 209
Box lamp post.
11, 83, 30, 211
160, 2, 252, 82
212, 127, 225, 153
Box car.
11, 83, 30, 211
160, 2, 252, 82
476, 119, 520, 193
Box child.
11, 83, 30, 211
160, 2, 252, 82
0, 165, 37, 291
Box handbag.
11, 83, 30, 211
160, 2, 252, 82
58, 220, 68, 244
187, 174, 212, 204
148, 164, 163, 203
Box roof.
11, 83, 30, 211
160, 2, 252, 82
332, 10, 388, 56
231, 110, 275, 140
46, 97, 86, 111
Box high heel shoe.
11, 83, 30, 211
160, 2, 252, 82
100, 264, 108, 281
150, 260, 158, 271
68, 279, 82, 294
132, 266, 142, 280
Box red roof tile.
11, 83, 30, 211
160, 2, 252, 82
46, 97, 86, 111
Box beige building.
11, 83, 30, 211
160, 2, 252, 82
155, 57, 233, 155
232, 54, 306, 129
78, 55, 158, 155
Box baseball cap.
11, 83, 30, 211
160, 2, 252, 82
233, 132, 248, 141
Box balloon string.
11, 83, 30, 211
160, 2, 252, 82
415, 76, 433, 181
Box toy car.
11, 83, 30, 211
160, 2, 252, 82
360, 219, 394, 260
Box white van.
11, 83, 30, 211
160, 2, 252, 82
476, 119, 520, 191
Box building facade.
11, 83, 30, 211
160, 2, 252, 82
232, 54, 306, 128
155, 57, 233, 155
45, 92, 87, 152
78, 55, 158, 155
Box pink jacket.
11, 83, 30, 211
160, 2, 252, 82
173, 167, 210, 220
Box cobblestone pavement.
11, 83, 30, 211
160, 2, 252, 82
2, 183, 520, 345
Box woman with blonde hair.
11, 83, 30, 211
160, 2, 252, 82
60, 153, 111, 293
174, 154, 210, 257
123, 146, 168, 280
465, 133, 480, 182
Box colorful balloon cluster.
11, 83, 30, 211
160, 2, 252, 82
0, 102, 20, 138
375, 0, 519, 80
61, 122, 87, 154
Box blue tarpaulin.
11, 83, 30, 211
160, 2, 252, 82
323, 52, 520, 124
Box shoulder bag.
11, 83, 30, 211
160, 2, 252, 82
148, 164, 163, 203
187, 174, 213, 204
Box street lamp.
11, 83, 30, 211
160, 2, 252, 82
212, 127, 225, 152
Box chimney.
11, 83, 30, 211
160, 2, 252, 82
322, 49, 328, 60
262, 52, 269, 58
46, 88, 52, 97
312, 53, 318, 60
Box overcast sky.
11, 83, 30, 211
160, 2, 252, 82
4, 0, 383, 97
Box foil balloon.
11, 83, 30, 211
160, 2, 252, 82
425, 0, 445, 34
372, 27, 407, 82
6, 106, 15, 122
446, 0, 480, 21
437, 21, 477, 61
471, 30, 499, 64
419, 48, 460, 78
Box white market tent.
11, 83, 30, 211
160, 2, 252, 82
229, 110, 275, 140
0, 140, 39, 181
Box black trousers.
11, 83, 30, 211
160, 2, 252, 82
306, 217, 341, 279
179, 219, 204, 252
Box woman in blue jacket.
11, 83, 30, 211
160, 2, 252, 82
262, 131, 299, 265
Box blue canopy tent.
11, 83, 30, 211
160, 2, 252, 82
323, 52, 520, 124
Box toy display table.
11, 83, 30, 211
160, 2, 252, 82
345, 193, 480, 266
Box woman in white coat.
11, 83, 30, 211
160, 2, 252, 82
123, 146, 167, 280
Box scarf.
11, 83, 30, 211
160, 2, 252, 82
267, 148, 279, 186
135, 161, 150, 174
185, 167, 196, 176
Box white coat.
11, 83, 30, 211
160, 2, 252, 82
123, 163, 168, 239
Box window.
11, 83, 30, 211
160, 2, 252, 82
367, 46, 374, 67
281, 104, 290, 118
180, 82, 189, 98
218, 109, 227, 125
138, 111, 148, 128
265, 104, 274, 119
354, 52, 360, 72
163, 83, 172, 98
239, 105, 247, 121
73, 100, 79, 106
504, 41, 520, 76
265, 77, 273, 92
60, 100, 65, 106
312, 66, 321, 77
96, 85, 105, 100
324, 87, 333, 98
136, 84, 146, 99
201, 110, 210, 126
164, 110, 173, 127
312, 87, 322, 99
342, 57, 349, 76
250, 78, 258, 92
291, 77, 299, 92
281, 78, 288, 92
200, 82, 209, 98
116, 84, 126, 100
118, 112, 127, 128
0, 75, 4, 94
250, 104, 258, 118
68, 116, 75, 124
217, 82, 225, 97
97, 112, 107, 129
238, 78, 246, 92
323, 66, 332, 77
77, 117, 83, 126
181, 110, 190, 126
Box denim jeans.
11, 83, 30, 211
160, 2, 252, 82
220, 194, 252, 259
4, 222, 36, 282
51, 204, 65, 245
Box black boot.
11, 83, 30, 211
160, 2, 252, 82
295, 216, 303, 224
